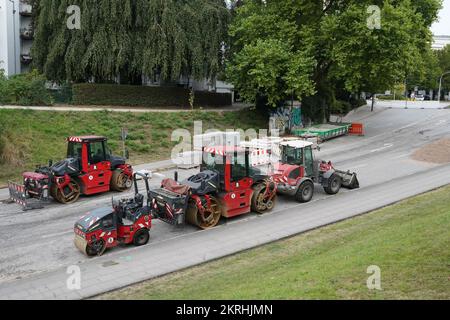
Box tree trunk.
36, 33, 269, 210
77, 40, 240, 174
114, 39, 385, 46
371, 95, 375, 112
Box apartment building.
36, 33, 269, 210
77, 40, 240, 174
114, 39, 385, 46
0, 0, 33, 76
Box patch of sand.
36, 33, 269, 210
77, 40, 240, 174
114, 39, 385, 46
412, 138, 450, 164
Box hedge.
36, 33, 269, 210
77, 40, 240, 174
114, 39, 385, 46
72, 83, 232, 108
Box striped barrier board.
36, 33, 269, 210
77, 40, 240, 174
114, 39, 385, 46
8, 181, 45, 211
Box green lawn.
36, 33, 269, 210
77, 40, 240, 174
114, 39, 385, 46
100, 186, 450, 300
0, 109, 267, 186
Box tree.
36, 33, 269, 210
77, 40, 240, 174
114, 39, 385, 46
228, 0, 442, 119
436, 44, 450, 94
31, 0, 230, 84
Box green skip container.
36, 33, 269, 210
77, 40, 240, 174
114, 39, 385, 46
292, 123, 352, 141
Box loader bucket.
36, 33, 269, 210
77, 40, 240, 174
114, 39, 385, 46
335, 170, 360, 190
7, 181, 45, 210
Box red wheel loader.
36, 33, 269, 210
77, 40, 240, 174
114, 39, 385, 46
74, 172, 152, 256
8, 136, 133, 210
272, 140, 359, 203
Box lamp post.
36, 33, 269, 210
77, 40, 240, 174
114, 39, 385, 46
438, 71, 450, 104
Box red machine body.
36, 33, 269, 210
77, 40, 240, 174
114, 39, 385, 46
271, 140, 359, 203
74, 172, 152, 256
9, 136, 133, 209
149, 146, 278, 230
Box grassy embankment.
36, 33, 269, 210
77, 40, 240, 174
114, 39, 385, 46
101, 186, 450, 300
0, 109, 268, 186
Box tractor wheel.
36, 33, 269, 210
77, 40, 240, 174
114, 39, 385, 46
295, 180, 314, 203
133, 229, 150, 246
85, 240, 106, 257
186, 197, 222, 230
324, 174, 341, 195
111, 169, 132, 192
251, 182, 277, 214
52, 180, 81, 204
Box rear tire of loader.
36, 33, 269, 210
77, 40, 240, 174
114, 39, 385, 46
133, 229, 150, 246
324, 174, 341, 195
111, 169, 132, 192
295, 180, 314, 203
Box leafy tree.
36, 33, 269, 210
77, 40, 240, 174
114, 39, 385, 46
31, 0, 230, 84
436, 44, 450, 93
228, 0, 442, 119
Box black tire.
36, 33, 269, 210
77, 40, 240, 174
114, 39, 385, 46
52, 179, 81, 204
324, 174, 342, 195
251, 182, 277, 214
295, 180, 314, 203
133, 229, 150, 246
86, 240, 106, 257
111, 169, 132, 192
185, 197, 222, 229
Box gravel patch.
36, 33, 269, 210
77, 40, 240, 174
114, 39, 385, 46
412, 138, 450, 164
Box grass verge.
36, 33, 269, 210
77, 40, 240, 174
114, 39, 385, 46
99, 186, 450, 300
0, 109, 267, 186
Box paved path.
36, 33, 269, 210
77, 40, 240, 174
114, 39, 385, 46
0, 105, 449, 299
0, 103, 251, 113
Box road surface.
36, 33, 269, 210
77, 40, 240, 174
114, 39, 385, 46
0, 104, 449, 299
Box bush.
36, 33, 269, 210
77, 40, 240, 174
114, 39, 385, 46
193, 91, 232, 107
49, 82, 73, 104
0, 70, 53, 105
330, 100, 352, 115
72, 83, 232, 108
349, 98, 367, 109
377, 95, 406, 101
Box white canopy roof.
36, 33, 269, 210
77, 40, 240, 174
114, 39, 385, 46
279, 140, 313, 149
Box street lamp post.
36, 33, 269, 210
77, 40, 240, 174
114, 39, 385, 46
438, 71, 450, 104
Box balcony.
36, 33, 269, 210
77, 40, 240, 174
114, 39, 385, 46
19, 9, 32, 17
20, 54, 33, 65
19, 1, 33, 17
20, 27, 34, 40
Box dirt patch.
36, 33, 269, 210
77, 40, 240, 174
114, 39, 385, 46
412, 138, 450, 164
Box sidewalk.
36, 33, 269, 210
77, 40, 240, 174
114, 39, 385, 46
371, 100, 449, 110
0, 103, 252, 113
1, 164, 449, 299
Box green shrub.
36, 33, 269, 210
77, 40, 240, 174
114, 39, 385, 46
330, 100, 352, 115
0, 70, 53, 105
193, 91, 232, 107
72, 83, 232, 108
377, 95, 407, 101
349, 98, 367, 109
49, 82, 73, 104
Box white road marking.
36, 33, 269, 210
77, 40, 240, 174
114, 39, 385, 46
370, 143, 394, 153
41, 230, 73, 239
395, 121, 420, 132
391, 153, 409, 160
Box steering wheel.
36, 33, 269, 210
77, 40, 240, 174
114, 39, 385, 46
189, 172, 209, 183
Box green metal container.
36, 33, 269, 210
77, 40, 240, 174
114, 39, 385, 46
292, 123, 351, 141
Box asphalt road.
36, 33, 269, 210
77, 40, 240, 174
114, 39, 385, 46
0, 104, 449, 294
